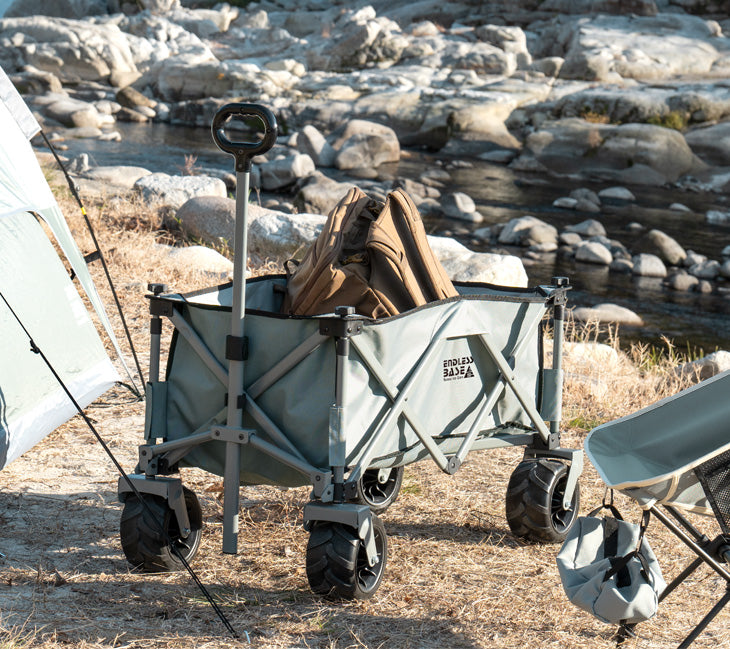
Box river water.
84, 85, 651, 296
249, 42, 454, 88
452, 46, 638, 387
59, 121, 730, 354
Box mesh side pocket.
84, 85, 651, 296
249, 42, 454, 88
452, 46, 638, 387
694, 448, 730, 534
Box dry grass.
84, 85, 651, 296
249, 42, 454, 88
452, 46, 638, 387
1, 184, 728, 649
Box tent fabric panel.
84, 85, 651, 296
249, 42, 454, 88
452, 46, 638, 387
0, 210, 119, 470
0, 64, 40, 140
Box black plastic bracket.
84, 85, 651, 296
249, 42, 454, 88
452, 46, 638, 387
148, 296, 174, 317
319, 306, 365, 338
532, 431, 561, 450
226, 335, 249, 361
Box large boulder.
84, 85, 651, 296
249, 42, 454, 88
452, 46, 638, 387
427, 236, 528, 287
134, 173, 227, 210
333, 119, 401, 170
572, 303, 643, 325
685, 122, 730, 166
0, 16, 140, 87
259, 154, 316, 191
553, 14, 724, 81
520, 118, 704, 185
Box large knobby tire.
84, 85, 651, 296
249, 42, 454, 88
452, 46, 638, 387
120, 485, 203, 572
306, 515, 387, 600
354, 466, 404, 514
505, 459, 580, 543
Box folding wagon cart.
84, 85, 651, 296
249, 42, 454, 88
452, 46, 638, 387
118, 103, 583, 598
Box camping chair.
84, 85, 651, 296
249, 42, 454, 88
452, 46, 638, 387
585, 370, 730, 648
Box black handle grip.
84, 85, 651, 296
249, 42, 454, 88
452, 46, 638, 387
211, 103, 278, 172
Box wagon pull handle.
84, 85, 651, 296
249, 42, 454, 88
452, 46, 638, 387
211, 103, 278, 172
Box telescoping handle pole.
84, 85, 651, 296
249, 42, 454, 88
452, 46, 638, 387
211, 103, 278, 554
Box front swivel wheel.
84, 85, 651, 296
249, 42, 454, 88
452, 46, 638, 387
305, 515, 387, 599
120, 485, 203, 572
505, 459, 580, 543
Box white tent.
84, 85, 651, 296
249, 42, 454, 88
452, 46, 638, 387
0, 65, 126, 469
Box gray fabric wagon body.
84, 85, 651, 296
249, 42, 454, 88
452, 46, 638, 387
146, 276, 550, 487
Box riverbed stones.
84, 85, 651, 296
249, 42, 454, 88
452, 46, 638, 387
134, 172, 227, 209
260, 153, 316, 191
598, 186, 636, 201
706, 210, 730, 224
571, 303, 643, 326
631, 253, 667, 277
333, 120, 401, 170
564, 219, 606, 237
427, 236, 528, 287
664, 270, 699, 292
520, 119, 703, 184
688, 259, 721, 279
441, 192, 481, 222
575, 241, 612, 265
635, 229, 686, 266
677, 350, 730, 381
296, 125, 336, 168
497, 215, 558, 248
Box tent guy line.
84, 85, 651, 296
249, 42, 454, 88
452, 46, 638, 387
0, 288, 241, 640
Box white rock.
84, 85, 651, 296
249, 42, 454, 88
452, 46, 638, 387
632, 253, 667, 277
575, 241, 613, 265
134, 173, 227, 209
572, 303, 643, 325
260, 153, 316, 191
669, 203, 692, 212
297, 125, 336, 168
565, 219, 607, 237
427, 236, 528, 288
598, 186, 636, 201
707, 210, 730, 224
677, 350, 730, 381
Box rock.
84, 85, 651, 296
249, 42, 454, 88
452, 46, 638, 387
175, 195, 236, 247
721, 260, 730, 279
635, 229, 686, 266
669, 203, 692, 213
82, 165, 152, 190
609, 258, 633, 273
497, 216, 558, 248
572, 303, 643, 326
441, 192, 481, 222
631, 253, 667, 277
116, 86, 156, 110
161, 245, 232, 279
689, 259, 721, 280
574, 241, 613, 265
559, 232, 582, 246
5, 0, 111, 19
553, 197, 578, 209
664, 270, 699, 291
520, 118, 704, 185
260, 154, 315, 191
296, 125, 336, 168
41, 96, 107, 129
248, 210, 327, 258
695, 279, 714, 294
685, 122, 730, 166
685, 250, 707, 267
598, 186, 636, 201
722, 245, 730, 259
293, 173, 354, 215
427, 236, 528, 288
677, 350, 730, 381
333, 120, 401, 170
707, 210, 730, 224
569, 187, 601, 207
134, 173, 227, 210
564, 219, 606, 237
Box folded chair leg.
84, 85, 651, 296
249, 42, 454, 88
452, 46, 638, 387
677, 586, 730, 649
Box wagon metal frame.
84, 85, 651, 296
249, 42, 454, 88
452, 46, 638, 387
118, 103, 583, 597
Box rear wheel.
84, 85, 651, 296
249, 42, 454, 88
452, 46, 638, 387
120, 485, 203, 572
505, 459, 579, 543
354, 466, 404, 514
306, 515, 387, 600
